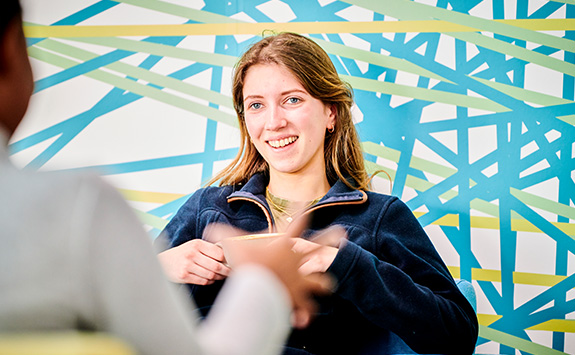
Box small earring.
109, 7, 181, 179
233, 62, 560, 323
328, 126, 334, 133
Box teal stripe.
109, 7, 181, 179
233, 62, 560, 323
70, 37, 237, 68
470, 77, 574, 106
113, 0, 236, 24
35, 39, 234, 109
342, 0, 575, 76
342, 0, 575, 53
342, 75, 510, 112
511, 188, 575, 221
452, 31, 575, 77
28, 46, 238, 127
479, 324, 568, 354
314, 38, 453, 84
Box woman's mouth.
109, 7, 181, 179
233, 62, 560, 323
268, 136, 298, 148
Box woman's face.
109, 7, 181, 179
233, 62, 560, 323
242, 63, 335, 179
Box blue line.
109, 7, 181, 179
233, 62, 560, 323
34, 50, 135, 93
53, 0, 119, 26
60, 148, 239, 175
27, 0, 119, 46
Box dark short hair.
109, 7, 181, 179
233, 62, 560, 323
0, 0, 22, 37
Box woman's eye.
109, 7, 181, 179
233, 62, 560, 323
249, 102, 262, 110
287, 97, 300, 104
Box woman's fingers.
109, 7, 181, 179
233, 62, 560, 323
203, 223, 246, 244
157, 239, 230, 284
289, 273, 334, 328
290, 238, 339, 275
309, 225, 348, 247
191, 250, 230, 279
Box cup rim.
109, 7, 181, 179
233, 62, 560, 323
226, 232, 285, 242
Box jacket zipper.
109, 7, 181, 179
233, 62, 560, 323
304, 190, 368, 216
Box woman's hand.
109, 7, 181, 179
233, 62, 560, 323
291, 238, 338, 276
157, 239, 231, 285
203, 220, 335, 329
290, 224, 346, 276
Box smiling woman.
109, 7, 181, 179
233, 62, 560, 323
219, 32, 367, 194
242, 63, 335, 201
157, 32, 479, 355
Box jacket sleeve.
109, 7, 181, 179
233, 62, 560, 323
156, 188, 205, 251
327, 196, 478, 355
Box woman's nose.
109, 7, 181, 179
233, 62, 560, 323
264, 106, 287, 130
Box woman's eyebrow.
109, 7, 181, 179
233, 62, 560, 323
281, 89, 307, 96
243, 94, 263, 102
243, 88, 307, 102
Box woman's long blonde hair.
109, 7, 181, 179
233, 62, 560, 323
207, 32, 369, 190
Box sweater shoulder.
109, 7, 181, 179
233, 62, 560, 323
192, 184, 235, 204
364, 190, 400, 209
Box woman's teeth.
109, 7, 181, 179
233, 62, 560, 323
268, 136, 297, 148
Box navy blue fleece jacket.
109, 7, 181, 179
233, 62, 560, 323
159, 173, 478, 355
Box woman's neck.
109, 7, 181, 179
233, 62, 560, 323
267, 171, 330, 201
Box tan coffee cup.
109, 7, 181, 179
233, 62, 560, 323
219, 232, 284, 267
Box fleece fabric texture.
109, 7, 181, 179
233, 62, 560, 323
160, 173, 478, 355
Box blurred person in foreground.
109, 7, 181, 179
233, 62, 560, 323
157, 32, 478, 354
0, 2, 332, 354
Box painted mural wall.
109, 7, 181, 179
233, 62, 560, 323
13, 0, 575, 354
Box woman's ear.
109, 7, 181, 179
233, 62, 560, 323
327, 104, 337, 130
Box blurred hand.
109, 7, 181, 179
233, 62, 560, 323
290, 225, 347, 276
157, 239, 231, 285
203, 218, 334, 329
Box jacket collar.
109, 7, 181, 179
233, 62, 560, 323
227, 172, 366, 206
